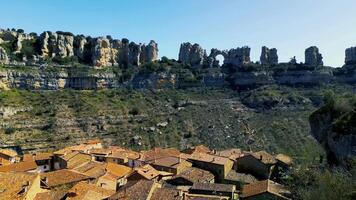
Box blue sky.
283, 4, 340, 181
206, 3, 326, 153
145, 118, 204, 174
1, 0, 355, 67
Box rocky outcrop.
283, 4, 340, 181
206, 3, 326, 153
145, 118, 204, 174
142, 40, 158, 63
345, 47, 356, 65
74, 36, 87, 61
260, 46, 278, 65
0, 47, 8, 64
91, 37, 114, 67
225, 47, 251, 67
178, 42, 206, 66
305, 46, 323, 66
39, 32, 74, 58
310, 100, 356, 167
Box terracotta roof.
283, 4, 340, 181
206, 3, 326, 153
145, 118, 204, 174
190, 183, 235, 192
34, 187, 68, 200
191, 183, 235, 193
170, 167, 215, 184
106, 162, 132, 178
225, 171, 257, 184
241, 180, 290, 199
41, 169, 92, 188
74, 161, 107, 179
0, 172, 38, 200
252, 151, 277, 165
139, 147, 181, 162
185, 194, 225, 200
110, 180, 155, 200
130, 164, 160, 180
188, 152, 231, 166
89, 148, 112, 155
0, 161, 37, 172
0, 148, 18, 157
150, 156, 182, 168
182, 145, 211, 154
67, 181, 115, 200
23, 153, 53, 162
83, 139, 102, 145
150, 187, 181, 200
215, 148, 242, 160
63, 152, 92, 169
276, 154, 293, 166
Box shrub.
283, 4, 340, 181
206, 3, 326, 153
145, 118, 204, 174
4, 127, 15, 135
129, 107, 141, 115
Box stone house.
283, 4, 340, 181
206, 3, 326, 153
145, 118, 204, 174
241, 180, 291, 200
96, 162, 133, 191
167, 167, 215, 186
189, 182, 237, 200
0, 148, 19, 166
149, 156, 192, 175
0, 172, 47, 200
235, 151, 277, 179
188, 152, 234, 182
23, 153, 54, 173
40, 169, 93, 189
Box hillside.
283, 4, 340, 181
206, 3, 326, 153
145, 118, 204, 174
1, 84, 355, 164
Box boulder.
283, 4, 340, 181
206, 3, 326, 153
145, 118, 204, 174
260, 46, 278, 65
345, 47, 356, 65
0, 47, 9, 64
305, 46, 323, 66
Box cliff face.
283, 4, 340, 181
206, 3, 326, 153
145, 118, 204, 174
309, 97, 356, 167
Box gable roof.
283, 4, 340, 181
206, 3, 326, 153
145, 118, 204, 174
0, 148, 18, 157
170, 167, 215, 184
130, 164, 160, 180
215, 148, 242, 160
67, 181, 115, 200
73, 161, 107, 179
188, 152, 232, 166
34, 187, 68, 200
252, 151, 277, 165
40, 169, 91, 188
224, 171, 257, 184
191, 183, 235, 193
139, 147, 181, 162
62, 152, 92, 169
110, 180, 155, 200
150, 156, 184, 168
23, 153, 53, 162
0, 161, 37, 172
0, 172, 38, 200
150, 187, 182, 200
106, 162, 132, 178
241, 180, 291, 199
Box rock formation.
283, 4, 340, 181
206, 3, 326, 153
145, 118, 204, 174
345, 47, 356, 65
260, 46, 278, 65
178, 42, 206, 66
0, 47, 8, 64
305, 46, 323, 66
224, 46, 251, 67
0, 29, 158, 67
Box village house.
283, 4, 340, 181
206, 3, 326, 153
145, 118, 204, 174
105, 147, 140, 168
73, 161, 107, 180
126, 164, 173, 182
149, 156, 192, 175
54, 151, 92, 170
235, 151, 277, 180
223, 171, 257, 190
0, 148, 19, 166
188, 152, 234, 182
96, 162, 133, 191
0, 160, 38, 173
167, 167, 215, 186
40, 169, 93, 189
189, 182, 237, 200
66, 181, 116, 200
150, 187, 183, 200
23, 153, 54, 173
0, 172, 47, 200
109, 180, 160, 200
241, 180, 291, 200
182, 145, 212, 155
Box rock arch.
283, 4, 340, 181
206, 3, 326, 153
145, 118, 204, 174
207, 48, 228, 67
